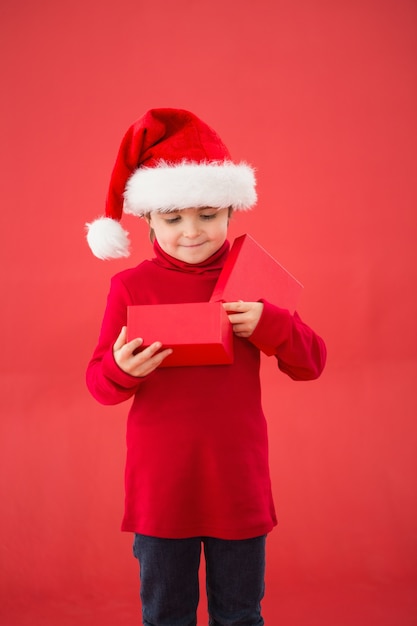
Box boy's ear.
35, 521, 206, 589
142, 213, 155, 242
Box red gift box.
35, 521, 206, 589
126, 234, 302, 366
210, 234, 303, 312
127, 302, 233, 367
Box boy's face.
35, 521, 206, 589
148, 207, 230, 264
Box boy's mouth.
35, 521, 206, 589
181, 241, 206, 248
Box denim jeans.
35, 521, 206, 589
133, 534, 266, 626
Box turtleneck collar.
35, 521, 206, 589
152, 239, 230, 274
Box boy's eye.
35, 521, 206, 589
164, 215, 181, 224
200, 213, 217, 220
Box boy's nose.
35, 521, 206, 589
183, 221, 200, 238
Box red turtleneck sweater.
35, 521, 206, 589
86, 240, 326, 539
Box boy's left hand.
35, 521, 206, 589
222, 301, 264, 338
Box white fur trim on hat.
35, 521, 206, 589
86, 217, 130, 260
123, 160, 257, 215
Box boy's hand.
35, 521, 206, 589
222, 301, 264, 338
113, 326, 173, 377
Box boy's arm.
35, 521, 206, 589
248, 300, 326, 380
86, 276, 146, 405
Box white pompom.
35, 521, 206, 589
86, 217, 130, 260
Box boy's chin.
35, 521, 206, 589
177, 250, 209, 264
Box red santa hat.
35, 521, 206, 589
86, 108, 257, 259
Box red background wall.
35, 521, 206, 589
1, 1, 416, 624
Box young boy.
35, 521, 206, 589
86, 108, 326, 626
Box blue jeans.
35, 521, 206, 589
133, 534, 266, 626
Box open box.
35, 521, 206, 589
127, 234, 303, 366
127, 301, 233, 367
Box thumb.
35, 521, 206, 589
113, 326, 127, 351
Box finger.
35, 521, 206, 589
222, 301, 248, 312
113, 326, 127, 351
234, 330, 250, 337
130, 341, 165, 363
231, 323, 249, 334
114, 327, 145, 355
226, 313, 246, 325
140, 341, 163, 357
133, 347, 173, 377
150, 347, 173, 365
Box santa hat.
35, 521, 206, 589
86, 108, 257, 259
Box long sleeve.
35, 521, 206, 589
249, 300, 327, 381
86, 275, 146, 405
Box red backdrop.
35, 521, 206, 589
1, 1, 416, 624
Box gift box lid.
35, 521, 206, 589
210, 234, 303, 313
127, 301, 233, 367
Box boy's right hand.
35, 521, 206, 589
113, 326, 173, 377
